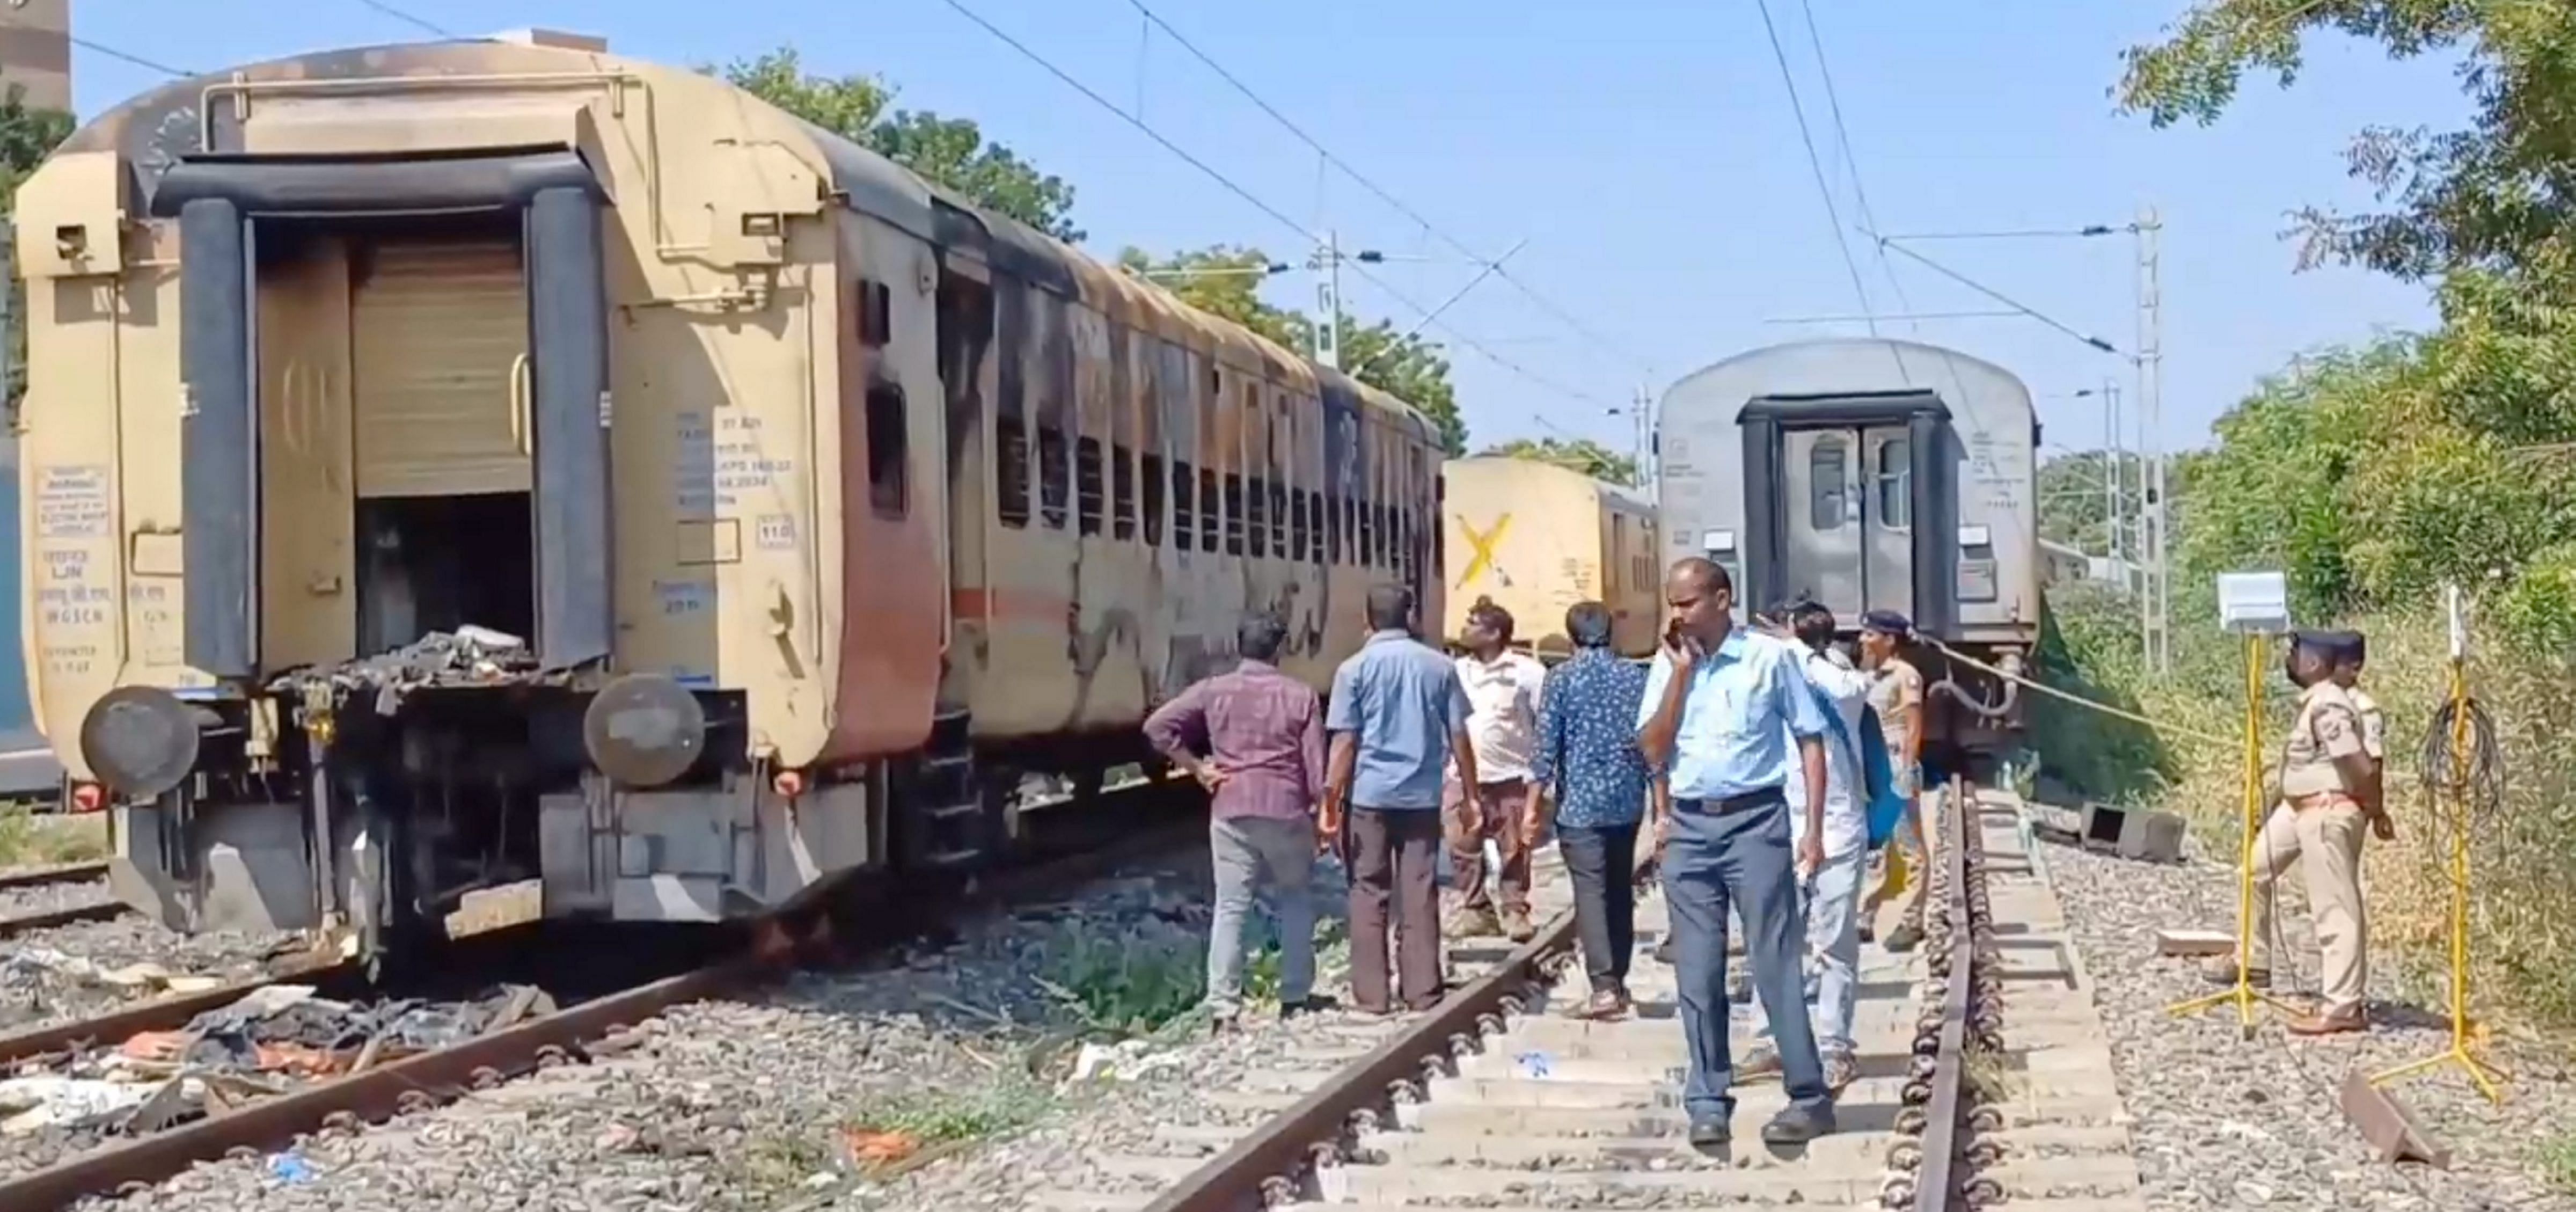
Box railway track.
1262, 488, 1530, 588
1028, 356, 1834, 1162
0, 779, 1206, 1211
1019, 782, 2150, 1212
0, 862, 121, 938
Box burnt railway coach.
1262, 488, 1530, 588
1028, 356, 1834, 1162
13, 33, 1443, 960
1655, 338, 2036, 762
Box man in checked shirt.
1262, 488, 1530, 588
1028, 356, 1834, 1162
1144, 612, 1331, 1032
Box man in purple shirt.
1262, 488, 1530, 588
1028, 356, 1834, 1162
1144, 612, 1329, 1031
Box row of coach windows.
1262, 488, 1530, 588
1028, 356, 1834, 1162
995, 414, 1418, 571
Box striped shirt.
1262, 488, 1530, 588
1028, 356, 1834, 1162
1143, 660, 1326, 821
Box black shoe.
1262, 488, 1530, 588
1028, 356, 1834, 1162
1686, 1115, 1730, 1150
1280, 995, 1337, 1020
1760, 1102, 1836, 1145
1654, 935, 1677, 965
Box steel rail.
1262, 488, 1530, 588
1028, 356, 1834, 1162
0, 793, 1207, 1211
1913, 776, 1975, 1212
1140, 908, 1582, 1212
0, 901, 128, 937
0, 861, 109, 893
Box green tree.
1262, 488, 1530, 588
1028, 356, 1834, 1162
2036, 450, 2150, 557
719, 47, 1081, 242
2117, 1, 2576, 281
0, 85, 76, 417
1118, 245, 1468, 456
1474, 436, 1641, 486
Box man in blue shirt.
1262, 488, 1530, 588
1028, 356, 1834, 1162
1531, 601, 1664, 1019
1636, 558, 1836, 1150
1326, 583, 1478, 1014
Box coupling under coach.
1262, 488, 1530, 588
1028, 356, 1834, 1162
13, 32, 1445, 960
1654, 337, 2038, 762
1439, 455, 1659, 659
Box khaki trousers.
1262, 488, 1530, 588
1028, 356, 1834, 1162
2245, 797, 2369, 1015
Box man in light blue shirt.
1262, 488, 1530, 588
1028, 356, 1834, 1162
1636, 558, 1835, 1151
1326, 583, 1477, 1014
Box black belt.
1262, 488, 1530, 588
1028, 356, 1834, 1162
1672, 787, 1785, 814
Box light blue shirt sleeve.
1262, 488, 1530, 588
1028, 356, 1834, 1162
1636, 650, 1673, 732
1769, 644, 1828, 740
1443, 668, 1471, 733
1327, 656, 1362, 733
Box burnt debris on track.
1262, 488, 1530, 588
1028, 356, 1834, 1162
0, 779, 1208, 1211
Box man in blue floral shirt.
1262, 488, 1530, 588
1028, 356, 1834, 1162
1532, 601, 1666, 1018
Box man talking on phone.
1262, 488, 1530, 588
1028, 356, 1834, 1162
1636, 558, 1837, 1150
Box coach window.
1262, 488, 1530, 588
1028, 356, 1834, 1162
997, 410, 1031, 529
1037, 423, 1071, 529
1269, 481, 1289, 556
1359, 500, 1378, 568
864, 381, 909, 518
1075, 436, 1104, 536
1112, 445, 1137, 541
1172, 461, 1196, 551
858, 279, 892, 348
1246, 476, 1269, 557
1141, 452, 1166, 546
1225, 473, 1248, 556
1199, 468, 1220, 552
1309, 492, 1327, 565
1290, 490, 1308, 561
1877, 437, 1912, 529
1809, 439, 1847, 531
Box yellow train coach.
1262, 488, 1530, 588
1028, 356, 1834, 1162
1440, 456, 1659, 659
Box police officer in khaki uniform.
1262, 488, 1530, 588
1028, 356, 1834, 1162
2201, 630, 2390, 1034
2330, 631, 2386, 765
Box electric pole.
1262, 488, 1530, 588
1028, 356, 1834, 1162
1633, 384, 1655, 488
1313, 229, 1343, 370
2135, 206, 2167, 674
2102, 378, 2123, 566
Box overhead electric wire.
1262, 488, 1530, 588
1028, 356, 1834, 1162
1750, 0, 1881, 340
1795, 0, 1919, 330
934, 0, 1618, 407
1875, 238, 2124, 356
1118, 0, 1658, 382
354, 0, 454, 38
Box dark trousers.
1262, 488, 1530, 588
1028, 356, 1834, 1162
1558, 822, 1639, 994
1665, 789, 1830, 1120
1347, 806, 1444, 1012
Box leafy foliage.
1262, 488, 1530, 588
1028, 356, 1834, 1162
0, 84, 74, 418
1474, 436, 1641, 486
2035, 449, 2148, 557
720, 47, 1081, 241
2118, 1, 2576, 281
1117, 245, 1468, 456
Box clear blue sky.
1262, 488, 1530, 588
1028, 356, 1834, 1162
69, 1, 2470, 462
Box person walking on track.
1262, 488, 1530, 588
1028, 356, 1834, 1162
1857, 610, 1930, 952
1143, 612, 1330, 1033
1325, 583, 1479, 1016
2200, 629, 2389, 1035
1447, 598, 1550, 943
1531, 600, 1662, 1019
1636, 557, 1838, 1149
1740, 601, 1874, 1092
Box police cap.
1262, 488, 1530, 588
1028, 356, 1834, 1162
1861, 609, 1913, 637
2292, 629, 2363, 661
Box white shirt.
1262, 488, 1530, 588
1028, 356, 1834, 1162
1781, 644, 1873, 859
1454, 650, 1548, 784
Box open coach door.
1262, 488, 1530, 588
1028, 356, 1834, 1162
160, 147, 616, 678
523, 186, 613, 670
